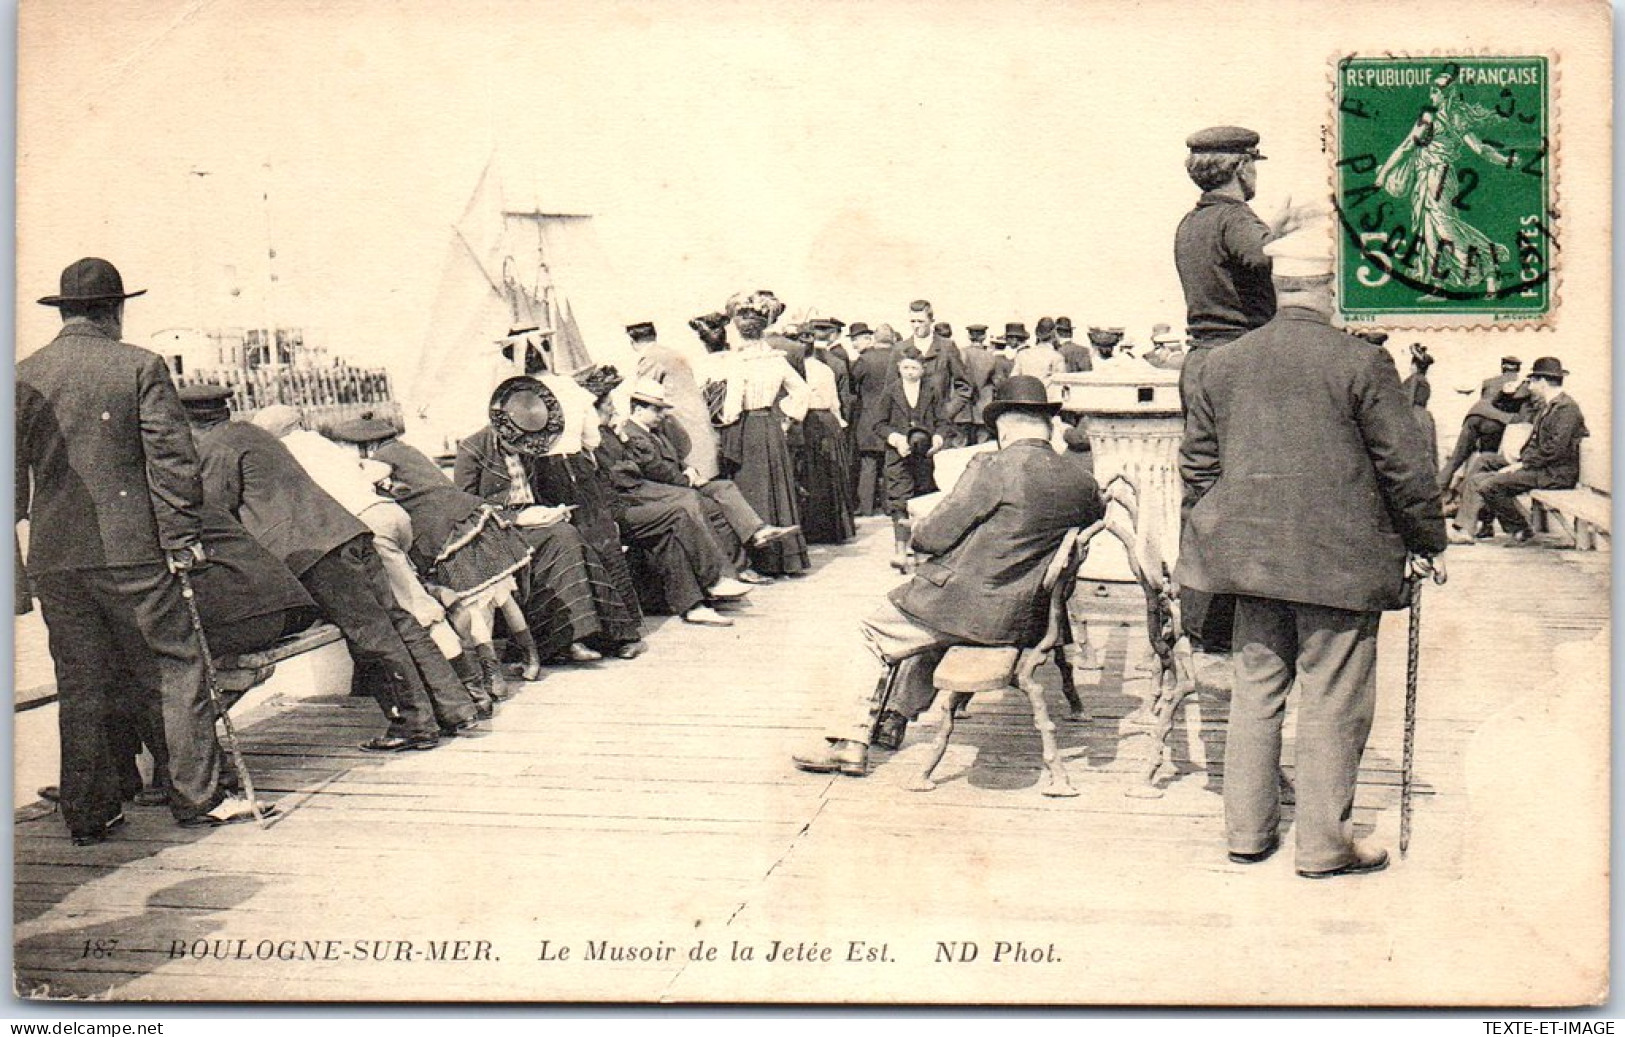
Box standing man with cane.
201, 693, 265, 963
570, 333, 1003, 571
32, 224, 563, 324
1177, 221, 1446, 878
17, 258, 270, 844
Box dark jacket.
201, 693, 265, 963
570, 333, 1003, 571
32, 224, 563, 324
16, 321, 204, 573
889, 336, 972, 425
872, 380, 951, 448
891, 439, 1104, 644
1177, 306, 1447, 613
850, 345, 896, 451
1518, 392, 1587, 487
193, 420, 366, 577
192, 503, 316, 628
373, 439, 486, 569
960, 344, 1005, 423
1058, 341, 1094, 374
619, 419, 689, 486
454, 426, 521, 506
1174, 191, 1276, 344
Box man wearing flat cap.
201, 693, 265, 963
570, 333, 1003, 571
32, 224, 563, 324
1174, 125, 1307, 657
1176, 126, 1312, 399
1178, 217, 1446, 878
17, 258, 262, 840
794, 376, 1104, 773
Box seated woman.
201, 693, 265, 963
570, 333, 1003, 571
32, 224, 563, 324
453, 377, 648, 661
872, 347, 949, 571
330, 415, 561, 702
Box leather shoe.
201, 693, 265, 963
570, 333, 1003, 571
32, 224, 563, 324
72, 811, 127, 846
360, 732, 440, 753
870, 710, 909, 751
792, 741, 867, 777
132, 787, 171, 808
1297, 845, 1390, 879
736, 569, 774, 585
179, 796, 276, 829
1228, 834, 1280, 864
444, 718, 486, 737
683, 606, 734, 627
707, 577, 752, 600
614, 640, 648, 660
1503, 529, 1536, 547
1447, 529, 1477, 546
563, 642, 603, 663
37, 785, 60, 804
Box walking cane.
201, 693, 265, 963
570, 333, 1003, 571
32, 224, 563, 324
176, 567, 270, 827
1400, 554, 1446, 857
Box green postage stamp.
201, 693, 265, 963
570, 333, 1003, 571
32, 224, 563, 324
1333, 55, 1554, 327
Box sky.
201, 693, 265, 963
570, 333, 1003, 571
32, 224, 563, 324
15, 0, 1613, 439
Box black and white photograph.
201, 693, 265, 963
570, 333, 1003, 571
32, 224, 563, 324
9, 0, 1612, 1005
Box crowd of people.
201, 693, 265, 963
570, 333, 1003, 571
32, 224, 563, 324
18, 111, 1590, 874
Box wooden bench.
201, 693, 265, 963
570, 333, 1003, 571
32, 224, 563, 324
13, 622, 349, 715
1528, 440, 1611, 550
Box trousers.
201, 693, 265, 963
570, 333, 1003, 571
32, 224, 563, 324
33, 563, 223, 833
1226, 595, 1380, 872
831, 599, 961, 745
299, 536, 469, 737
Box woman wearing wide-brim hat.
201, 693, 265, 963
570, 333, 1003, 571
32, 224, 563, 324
454, 374, 647, 661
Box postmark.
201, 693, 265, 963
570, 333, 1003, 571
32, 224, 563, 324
1332, 54, 1556, 327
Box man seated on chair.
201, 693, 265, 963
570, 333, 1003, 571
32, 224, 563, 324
792, 375, 1106, 776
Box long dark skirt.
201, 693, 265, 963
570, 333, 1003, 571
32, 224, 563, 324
799, 409, 856, 545
718, 409, 810, 575
528, 454, 644, 647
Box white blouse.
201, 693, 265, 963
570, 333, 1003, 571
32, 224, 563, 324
803, 354, 845, 426
717, 344, 810, 425
534, 372, 601, 456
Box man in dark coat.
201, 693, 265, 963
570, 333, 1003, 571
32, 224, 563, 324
1055, 317, 1093, 374
105, 503, 321, 807
16, 258, 258, 840
1468, 357, 1588, 546
957, 324, 1003, 445
849, 324, 897, 516
184, 388, 472, 750
793, 376, 1105, 775
894, 300, 972, 440
1177, 221, 1447, 878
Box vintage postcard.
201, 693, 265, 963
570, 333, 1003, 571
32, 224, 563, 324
11, 0, 1612, 1006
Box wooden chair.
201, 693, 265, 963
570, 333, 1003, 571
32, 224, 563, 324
907, 519, 1107, 797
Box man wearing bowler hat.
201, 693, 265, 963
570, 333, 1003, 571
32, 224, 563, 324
792, 375, 1105, 774
1056, 317, 1093, 374
1010, 318, 1064, 390
1177, 218, 1446, 877
17, 258, 265, 841
1466, 356, 1588, 546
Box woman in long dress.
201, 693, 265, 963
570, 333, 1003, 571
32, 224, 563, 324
455, 375, 648, 661
799, 347, 856, 545
711, 290, 812, 576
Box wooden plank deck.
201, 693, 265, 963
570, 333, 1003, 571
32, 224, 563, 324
11, 518, 1610, 1004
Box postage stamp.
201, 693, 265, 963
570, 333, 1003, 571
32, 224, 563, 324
1332, 55, 1555, 327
